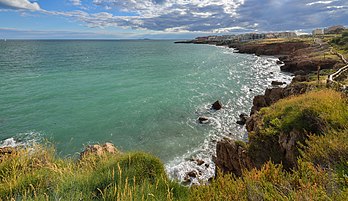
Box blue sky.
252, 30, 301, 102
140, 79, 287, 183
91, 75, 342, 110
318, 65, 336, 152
0, 0, 347, 39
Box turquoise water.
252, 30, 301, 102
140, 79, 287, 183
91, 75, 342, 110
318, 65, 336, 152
0, 40, 291, 182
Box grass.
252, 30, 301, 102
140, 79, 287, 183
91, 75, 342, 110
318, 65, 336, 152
0, 146, 189, 200
191, 160, 347, 201
247, 89, 348, 168
1, 89, 348, 200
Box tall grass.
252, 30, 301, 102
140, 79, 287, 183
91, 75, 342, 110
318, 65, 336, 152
0, 146, 188, 200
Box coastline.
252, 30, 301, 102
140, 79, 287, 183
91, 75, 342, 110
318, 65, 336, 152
166, 43, 294, 185
173, 36, 348, 181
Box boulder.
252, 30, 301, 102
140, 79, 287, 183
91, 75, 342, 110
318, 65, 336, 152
80, 143, 119, 159
292, 75, 309, 83
198, 116, 210, 124
276, 60, 283, 65
212, 100, 222, 110
271, 81, 286, 86
236, 113, 249, 125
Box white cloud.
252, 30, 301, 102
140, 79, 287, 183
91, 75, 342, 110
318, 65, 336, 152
306, 1, 335, 6
0, 0, 40, 10
70, 0, 82, 6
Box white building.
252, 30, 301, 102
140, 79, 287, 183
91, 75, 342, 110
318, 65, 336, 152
312, 29, 324, 36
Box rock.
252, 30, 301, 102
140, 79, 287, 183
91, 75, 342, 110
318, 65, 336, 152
271, 81, 286, 86
187, 170, 197, 178
270, 72, 274, 75
279, 131, 304, 167
249, 89, 253, 91
213, 138, 254, 177
0, 147, 16, 161
276, 60, 283, 65
198, 116, 210, 124
212, 100, 222, 110
293, 70, 307, 75
292, 75, 309, 83
103, 142, 117, 154
196, 159, 205, 166
236, 113, 249, 125
205, 164, 209, 168
80, 143, 119, 159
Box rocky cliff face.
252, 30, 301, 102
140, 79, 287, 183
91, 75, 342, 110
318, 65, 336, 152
230, 41, 344, 74
213, 139, 254, 177
229, 42, 310, 56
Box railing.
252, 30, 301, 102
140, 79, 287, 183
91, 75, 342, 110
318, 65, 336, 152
328, 50, 348, 84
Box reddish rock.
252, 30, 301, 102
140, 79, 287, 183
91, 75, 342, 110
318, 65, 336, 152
80, 143, 119, 159
213, 138, 254, 177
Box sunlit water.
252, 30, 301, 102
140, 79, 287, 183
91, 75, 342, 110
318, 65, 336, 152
0, 40, 292, 183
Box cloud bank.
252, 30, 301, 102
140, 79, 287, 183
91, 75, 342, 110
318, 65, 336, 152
0, 0, 40, 11
1, 0, 348, 33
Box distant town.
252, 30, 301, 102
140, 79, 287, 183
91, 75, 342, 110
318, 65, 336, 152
176, 25, 346, 44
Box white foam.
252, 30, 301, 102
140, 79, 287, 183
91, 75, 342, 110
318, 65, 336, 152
0, 131, 41, 148
165, 51, 292, 185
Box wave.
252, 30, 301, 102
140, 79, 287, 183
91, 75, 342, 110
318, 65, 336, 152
165, 53, 292, 185
0, 131, 42, 148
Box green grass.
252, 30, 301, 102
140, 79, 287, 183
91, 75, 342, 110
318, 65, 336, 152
331, 30, 348, 52
0, 146, 189, 200
247, 89, 348, 168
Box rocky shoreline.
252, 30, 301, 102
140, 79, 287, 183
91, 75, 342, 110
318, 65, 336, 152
206, 38, 346, 177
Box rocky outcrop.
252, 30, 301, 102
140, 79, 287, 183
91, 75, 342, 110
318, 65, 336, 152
229, 42, 310, 56
0, 147, 16, 161
278, 131, 305, 167
80, 143, 119, 159
281, 58, 339, 73
213, 138, 254, 176
250, 83, 311, 115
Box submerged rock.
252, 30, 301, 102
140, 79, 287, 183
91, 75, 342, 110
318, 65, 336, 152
198, 116, 210, 124
212, 100, 222, 110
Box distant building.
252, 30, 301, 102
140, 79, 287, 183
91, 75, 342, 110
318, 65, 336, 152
324, 25, 345, 34
312, 29, 324, 35
278, 32, 297, 38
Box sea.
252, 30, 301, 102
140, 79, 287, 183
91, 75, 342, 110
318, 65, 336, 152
0, 40, 292, 184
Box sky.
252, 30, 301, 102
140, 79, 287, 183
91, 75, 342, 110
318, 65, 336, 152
0, 0, 347, 39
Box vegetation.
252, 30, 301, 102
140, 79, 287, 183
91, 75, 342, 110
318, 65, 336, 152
1, 89, 348, 200
192, 89, 348, 200
0, 147, 188, 200
331, 30, 348, 51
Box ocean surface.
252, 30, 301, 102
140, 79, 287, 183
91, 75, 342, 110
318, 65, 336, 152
0, 40, 292, 183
